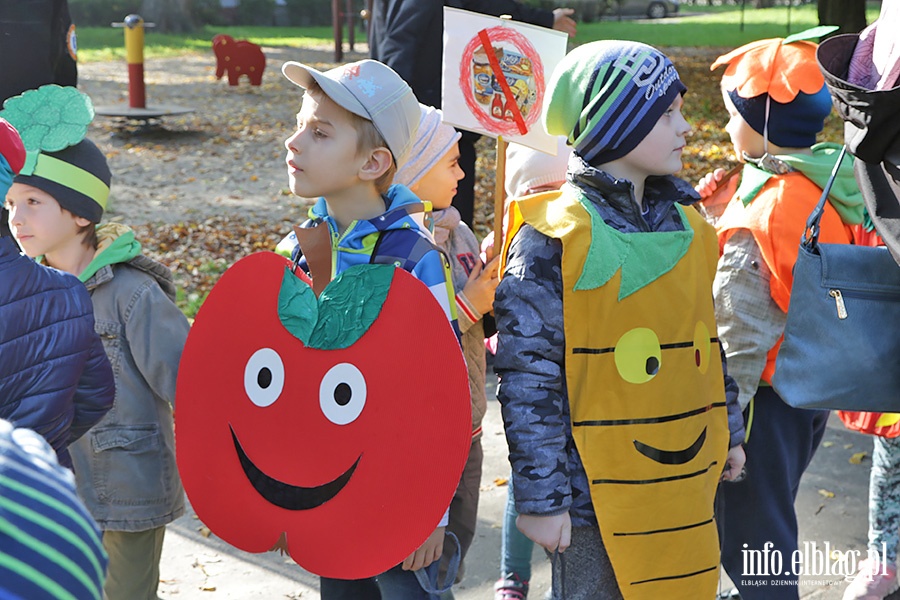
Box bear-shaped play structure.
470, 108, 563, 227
213, 34, 265, 86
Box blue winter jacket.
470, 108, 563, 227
0, 236, 115, 468
277, 184, 460, 337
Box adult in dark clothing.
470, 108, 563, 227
817, 14, 900, 265
0, 118, 113, 469
0, 0, 78, 104
370, 0, 576, 227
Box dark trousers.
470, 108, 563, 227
717, 386, 829, 599
320, 561, 441, 600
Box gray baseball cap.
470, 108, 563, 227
282, 59, 420, 165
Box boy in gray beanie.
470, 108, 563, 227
494, 40, 746, 599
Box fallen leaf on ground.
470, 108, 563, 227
818, 489, 835, 499
822, 441, 834, 448
849, 452, 868, 465
494, 477, 509, 487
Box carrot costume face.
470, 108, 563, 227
505, 190, 729, 599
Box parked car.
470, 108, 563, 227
601, 0, 680, 19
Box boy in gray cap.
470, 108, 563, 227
278, 59, 464, 599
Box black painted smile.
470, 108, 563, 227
230, 425, 359, 510
633, 427, 707, 465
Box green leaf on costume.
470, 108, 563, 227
574, 194, 693, 300
277, 264, 395, 350
783, 25, 839, 45
309, 264, 394, 350
0, 85, 94, 153
278, 268, 318, 346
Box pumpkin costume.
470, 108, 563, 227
706, 31, 864, 599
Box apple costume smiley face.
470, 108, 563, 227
176, 252, 471, 579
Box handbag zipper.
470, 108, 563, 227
828, 287, 900, 320
828, 290, 848, 319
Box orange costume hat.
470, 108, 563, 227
712, 27, 837, 149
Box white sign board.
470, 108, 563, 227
441, 7, 567, 154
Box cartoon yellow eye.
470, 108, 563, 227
614, 328, 662, 384
693, 321, 711, 374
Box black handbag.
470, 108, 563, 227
773, 145, 900, 412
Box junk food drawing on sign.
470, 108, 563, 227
442, 7, 567, 154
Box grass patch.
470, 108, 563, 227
577, 4, 882, 48
77, 25, 346, 62
77, 4, 884, 62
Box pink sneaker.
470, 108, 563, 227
494, 573, 529, 600
843, 558, 899, 600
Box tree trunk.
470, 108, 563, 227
141, 0, 195, 33
754, 0, 776, 9
818, 0, 867, 35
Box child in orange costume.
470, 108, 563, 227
696, 31, 864, 599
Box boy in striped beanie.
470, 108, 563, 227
494, 40, 746, 599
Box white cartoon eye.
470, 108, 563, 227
244, 348, 284, 407
319, 363, 366, 425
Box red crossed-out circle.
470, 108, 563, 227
458, 26, 545, 137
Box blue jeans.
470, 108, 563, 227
501, 474, 536, 581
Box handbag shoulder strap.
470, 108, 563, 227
803, 144, 849, 251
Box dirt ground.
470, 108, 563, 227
80, 44, 336, 226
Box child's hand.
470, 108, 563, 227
695, 166, 740, 207
401, 526, 444, 571
516, 513, 571, 553
462, 256, 501, 316
480, 231, 495, 263
721, 444, 747, 483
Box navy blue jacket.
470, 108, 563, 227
0, 236, 114, 468
369, 0, 553, 108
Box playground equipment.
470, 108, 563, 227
332, 0, 366, 62
212, 34, 266, 86
94, 14, 193, 122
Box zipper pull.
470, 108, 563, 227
829, 289, 848, 320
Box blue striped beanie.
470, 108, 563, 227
543, 40, 686, 166
0, 419, 107, 600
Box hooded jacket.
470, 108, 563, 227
0, 235, 113, 468
433, 206, 486, 437
277, 184, 459, 336
67, 223, 188, 531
